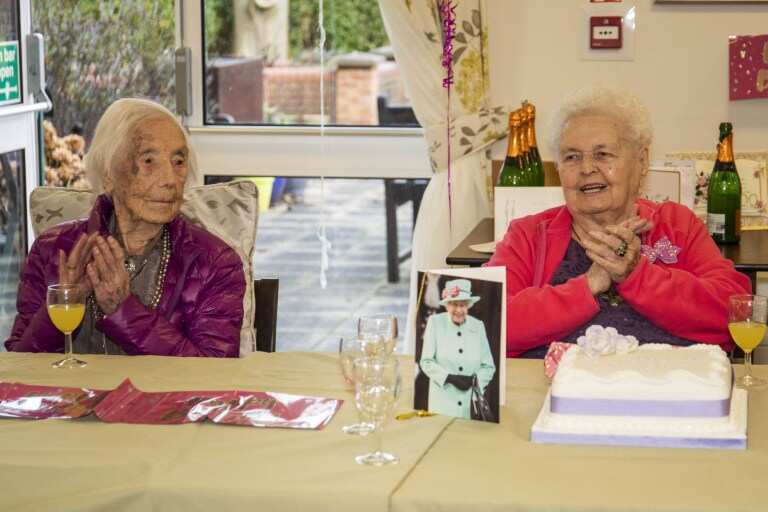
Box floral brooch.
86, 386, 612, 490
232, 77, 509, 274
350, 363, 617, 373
640, 236, 682, 264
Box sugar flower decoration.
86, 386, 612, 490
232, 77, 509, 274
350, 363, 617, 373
577, 325, 639, 358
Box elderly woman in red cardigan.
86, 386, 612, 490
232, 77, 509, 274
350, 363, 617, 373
487, 86, 750, 358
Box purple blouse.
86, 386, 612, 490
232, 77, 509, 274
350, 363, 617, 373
520, 239, 693, 358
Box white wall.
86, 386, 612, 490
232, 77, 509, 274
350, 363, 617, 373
488, 0, 768, 161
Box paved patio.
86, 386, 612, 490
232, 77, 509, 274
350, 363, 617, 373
254, 178, 414, 352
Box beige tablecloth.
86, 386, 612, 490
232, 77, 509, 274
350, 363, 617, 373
0, 352, 452, 512
391, 360, 768, 512
2, 353, 767, 512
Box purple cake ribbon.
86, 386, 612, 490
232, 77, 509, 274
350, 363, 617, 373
550, 395, 731, 417
531, 431, 745, 449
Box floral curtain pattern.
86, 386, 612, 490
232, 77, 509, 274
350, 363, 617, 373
378, 0, 508, 352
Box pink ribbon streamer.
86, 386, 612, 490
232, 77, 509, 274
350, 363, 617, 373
438, 0, 456, 231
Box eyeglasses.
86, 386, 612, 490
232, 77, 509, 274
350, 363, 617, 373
558, 149, 621, 172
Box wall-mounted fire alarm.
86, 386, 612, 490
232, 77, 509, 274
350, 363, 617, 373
590, 16, 623, 49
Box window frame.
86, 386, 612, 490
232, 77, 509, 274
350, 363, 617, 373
177, 1, 431, 183
0, 0, 42, 247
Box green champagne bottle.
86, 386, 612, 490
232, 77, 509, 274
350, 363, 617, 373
707, 122, 741, 244
519, 109, 534, 185
497, 111, 528, 186
523, 101, 545, 186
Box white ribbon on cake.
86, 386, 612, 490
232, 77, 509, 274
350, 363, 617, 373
577, 325, 639, 358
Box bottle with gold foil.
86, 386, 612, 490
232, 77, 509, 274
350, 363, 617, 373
497, 111, 528, 186
523, 101, 545, 186
707, 122, 741, 244
518, 109, 534, 185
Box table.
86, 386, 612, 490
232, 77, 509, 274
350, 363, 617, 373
0, 352, 451, 512
446, 218, 768, 288
392, 361, 768, 512
1, 353, 767, 511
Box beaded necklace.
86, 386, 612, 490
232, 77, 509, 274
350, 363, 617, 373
88, 225, 171, 322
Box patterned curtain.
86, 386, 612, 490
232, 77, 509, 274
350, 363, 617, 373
378, 0, 508, 352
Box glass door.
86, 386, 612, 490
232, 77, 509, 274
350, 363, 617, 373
176, 1, 431, 351
0, 0, 45, 344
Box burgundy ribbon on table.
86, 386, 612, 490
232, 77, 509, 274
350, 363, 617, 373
438, 0, 456, 231
0, 379, 342, 430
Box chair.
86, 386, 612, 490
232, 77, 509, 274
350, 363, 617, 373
384, 178, 428, 283
253, 278, 278, 353
29, 182, 269, 354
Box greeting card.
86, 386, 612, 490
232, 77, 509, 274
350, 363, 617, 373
729, 34, 768, 101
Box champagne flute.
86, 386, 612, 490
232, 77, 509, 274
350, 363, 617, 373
338, 337, 374, 435
357, 315, 398, 355
729, 294, 768, 389
47, 284, 87, 369
353, 355, 401, 466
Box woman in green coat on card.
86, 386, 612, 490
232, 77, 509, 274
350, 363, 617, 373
420, 279, 496, 419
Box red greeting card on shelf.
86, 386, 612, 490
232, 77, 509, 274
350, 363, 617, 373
729, 34, 768, 101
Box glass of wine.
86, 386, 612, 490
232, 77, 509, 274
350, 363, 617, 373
338, 337, 373, 435
47, 284, 87, 369
357, 315, 398, 355
728, 294, 768, 389
353, 355, 401, 466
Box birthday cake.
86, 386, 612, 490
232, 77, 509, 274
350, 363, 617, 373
531, 342, 747, 449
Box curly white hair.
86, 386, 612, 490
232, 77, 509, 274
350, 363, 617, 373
545, 86, 653, 160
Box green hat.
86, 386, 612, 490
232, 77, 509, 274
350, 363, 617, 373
439, 279, 481, 307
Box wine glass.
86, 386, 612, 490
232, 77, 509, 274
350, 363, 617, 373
338, 337, 374, 435
353, 355, 401, 466
357, 315, 398, 355
47, 284, 87, 369
728, 294, 768, 389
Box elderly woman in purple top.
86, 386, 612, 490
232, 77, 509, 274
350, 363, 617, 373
5, 98, 245, 357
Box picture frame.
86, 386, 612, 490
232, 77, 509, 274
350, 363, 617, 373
414, 267, 506, 423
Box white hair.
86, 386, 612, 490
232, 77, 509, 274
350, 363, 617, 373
546, 86, 653, 158
84, 98, 199, 193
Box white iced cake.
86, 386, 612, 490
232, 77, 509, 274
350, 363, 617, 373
531, 344, 747, 449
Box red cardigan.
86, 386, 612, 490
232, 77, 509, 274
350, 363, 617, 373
486, 199, 751, 357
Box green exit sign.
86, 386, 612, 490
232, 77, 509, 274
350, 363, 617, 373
0, 41, 20, 106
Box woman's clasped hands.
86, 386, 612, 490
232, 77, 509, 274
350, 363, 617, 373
58, 232, 131, 315
577, 216, 654, 296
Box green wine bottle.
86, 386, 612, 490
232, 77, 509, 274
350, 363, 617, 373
523, 101, 545, 186
497, 111, 528, 186
519, 109, 534, 185
707, 122, 741, 244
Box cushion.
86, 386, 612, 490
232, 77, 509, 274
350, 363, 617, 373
29, 181, 259, 355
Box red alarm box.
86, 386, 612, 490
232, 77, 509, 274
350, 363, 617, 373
590, 16, 622, 49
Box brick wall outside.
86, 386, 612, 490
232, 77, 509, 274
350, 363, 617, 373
212, 57, 413, 125
335, 67, 378, 125
263, 66, 335, 123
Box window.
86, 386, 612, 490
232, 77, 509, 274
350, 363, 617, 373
202, 0, 418, 128
206, 175, 414, 351
0, 149, 26, 341
33, 1, 175, 144
186, 2, 429, 351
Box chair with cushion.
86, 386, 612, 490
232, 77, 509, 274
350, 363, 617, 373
29, 180, 273, 354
